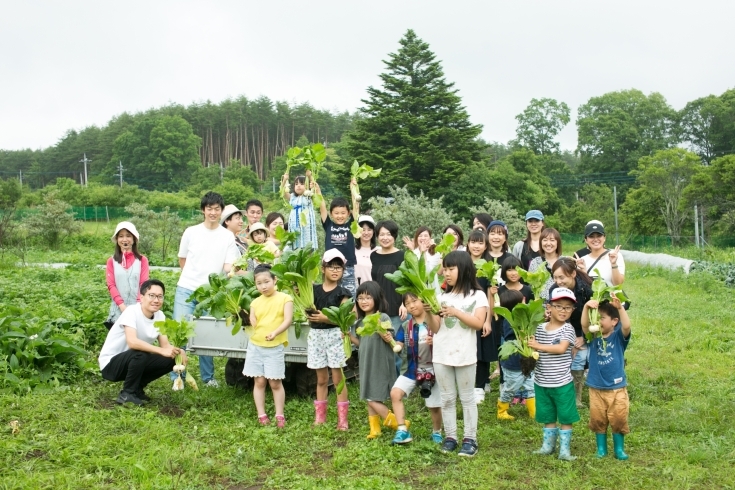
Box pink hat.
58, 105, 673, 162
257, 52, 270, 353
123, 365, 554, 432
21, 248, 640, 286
550, 287, 576, 303
322, 248, 346, 265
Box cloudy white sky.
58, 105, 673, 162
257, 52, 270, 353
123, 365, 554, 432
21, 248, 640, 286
1, 1, 733, 152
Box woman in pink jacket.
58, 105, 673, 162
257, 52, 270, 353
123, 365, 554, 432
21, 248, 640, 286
105, 222, 149, 328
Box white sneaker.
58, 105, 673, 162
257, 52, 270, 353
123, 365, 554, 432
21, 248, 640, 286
474, 387, 485, 404
205, 379, 220, 388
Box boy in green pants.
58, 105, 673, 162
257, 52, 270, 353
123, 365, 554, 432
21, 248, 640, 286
528, 287, 580, 461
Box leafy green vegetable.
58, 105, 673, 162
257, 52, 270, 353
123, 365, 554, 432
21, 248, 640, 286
232, 244, 275, 271
271, 247, 321, 338
586, 269, 630, 348
154, 317, 194, 365
188, 273, 260, 335
495, 299, 547, 376
475, 258, 501, 286
274, 225, 299, 251
320, 299, 356, 394
385, 251, 441, 314
284, 143, 328, 209
350, 160, 381, 201
517, 264, 551, 299
434, 233, 456, 258
355, 312, 401, 352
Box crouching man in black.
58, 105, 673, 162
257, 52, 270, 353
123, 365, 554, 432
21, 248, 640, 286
98, 279, 186, 405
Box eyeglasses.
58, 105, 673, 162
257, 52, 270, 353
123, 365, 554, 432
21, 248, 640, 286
146, 293, 164, 301
549, 304, 574, 313
357, 296, 373, 302
326, 265, 344, 271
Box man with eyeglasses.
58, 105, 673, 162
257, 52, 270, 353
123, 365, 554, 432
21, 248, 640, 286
99, 279, 186, 406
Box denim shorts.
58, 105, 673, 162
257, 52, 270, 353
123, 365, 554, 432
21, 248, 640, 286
243, 344, 285, 380
571, 345, 589, 371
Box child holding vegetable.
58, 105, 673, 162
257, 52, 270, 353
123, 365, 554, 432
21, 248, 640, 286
244, 265, 294, 428
581, 297, 632, 460
496, 289, 537, 421
467, 229, 493, 404
283, 172, 318, 250
486, 220, 514, 382
527, 287, 580, 461
352, 281, 399, 440
425, 251, 489, 457
305, 249, 353, 430
551, 257, 594, 409
319, 181, 360, 297
389, 292, 444, 445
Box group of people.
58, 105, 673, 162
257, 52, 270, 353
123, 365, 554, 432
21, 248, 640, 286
97, 172, 633, 461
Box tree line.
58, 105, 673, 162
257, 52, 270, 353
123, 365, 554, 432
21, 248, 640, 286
1, 29, 735, 242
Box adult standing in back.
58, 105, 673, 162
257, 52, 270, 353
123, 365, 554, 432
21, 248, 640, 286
512, 210, 545, 269
576, 222, 625, 288
354, 215, 377, 288
105, 221, 149, 327
175, 191, 241, 387
370, 221, 408, 336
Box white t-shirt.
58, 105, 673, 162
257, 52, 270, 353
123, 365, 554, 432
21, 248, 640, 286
432, 289, 489, 367
177, 223, 241, 290
98, 304, 165, 370
583, 250, 625, 287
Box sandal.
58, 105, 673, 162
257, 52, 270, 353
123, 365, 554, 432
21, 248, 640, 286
258, 414, 271, 425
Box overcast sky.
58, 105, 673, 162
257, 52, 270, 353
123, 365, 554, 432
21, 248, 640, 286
1, 1, 733, 152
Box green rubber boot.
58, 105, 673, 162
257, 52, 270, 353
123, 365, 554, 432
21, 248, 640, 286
533, 427, 558, 455
612, 433, 629, 460
595, 433, 608, 458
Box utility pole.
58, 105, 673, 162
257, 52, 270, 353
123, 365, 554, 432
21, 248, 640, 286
694, 204, 700, 248
19, 170, 22, 186
113, 161, 124, 188
80, 153, 91, 187
613, 185, 619, 246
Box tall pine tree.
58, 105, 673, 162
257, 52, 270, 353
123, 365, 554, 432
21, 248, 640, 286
345, 30, 485, 204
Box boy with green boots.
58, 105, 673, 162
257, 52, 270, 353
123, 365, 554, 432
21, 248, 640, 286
528, 287, 580, 461
582, 296, 632, 460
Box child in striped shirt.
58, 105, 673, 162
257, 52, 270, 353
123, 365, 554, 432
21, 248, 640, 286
528, 287, 580, 461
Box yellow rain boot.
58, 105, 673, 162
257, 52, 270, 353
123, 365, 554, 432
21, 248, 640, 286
383, 411, 410, 431
525, 397, 536, 419
497, 400, 515, 421
367, 415, 382, 440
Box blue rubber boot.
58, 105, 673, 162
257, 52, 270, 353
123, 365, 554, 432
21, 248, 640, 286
612, 433, 629, 460
596, 433, 608, 458
533, 427, 558, 455
558, 429, 577, 461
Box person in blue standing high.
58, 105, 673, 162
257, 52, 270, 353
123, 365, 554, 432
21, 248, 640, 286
282, 171, 317, 250
173, 191, 240, 387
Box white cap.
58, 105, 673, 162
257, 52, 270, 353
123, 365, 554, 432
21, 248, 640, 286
111, 221, 139, 243
220, 204, 243, 225
357, 215, 375, 226
550, 287, 577, 303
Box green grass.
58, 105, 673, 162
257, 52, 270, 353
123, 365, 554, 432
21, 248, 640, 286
2, 264, 735, 489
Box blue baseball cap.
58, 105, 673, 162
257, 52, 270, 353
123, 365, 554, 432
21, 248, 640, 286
525, 210, 544, 221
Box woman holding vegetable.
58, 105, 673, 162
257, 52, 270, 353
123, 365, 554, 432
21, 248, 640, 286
512, 210, 545, 269
105, 221, 149, 327
528, 228, 564, 301
575, 222, 625, 288
485, 220, 515, 382
371, 221, 408, 337
425, 251, 489, 457
355, 215, 377, 287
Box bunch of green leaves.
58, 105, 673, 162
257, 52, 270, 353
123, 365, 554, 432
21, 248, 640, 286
496, 298, 547, 375
320, 299, 356, 394
188, 273, 260, 335
587, 269, 630, 347
232, 244, 275, 270
475, 258, 501, 286
356, 312, 400, 352
154, 317, 195, 365
350, 160, 381, 201
271, 247, 321, 337
274, 225, 299, 251
433, 233, 456, 258
283, 143, 327, 209
517, 264, 551, 299
0, 305, 90, 394
385, 251, 441, 314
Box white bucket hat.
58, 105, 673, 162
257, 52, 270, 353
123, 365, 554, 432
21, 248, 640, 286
220, 204, 243, 225
111, 221, 140, 243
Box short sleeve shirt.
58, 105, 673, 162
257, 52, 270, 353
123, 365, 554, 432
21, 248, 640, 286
249, 292, 293, 347
323, 216, 357, 266
432, 289, 489, 367
533, 322, 577, 387
586, 322, 631, 390
310, 284, 352, 329
98, 304, 165, 370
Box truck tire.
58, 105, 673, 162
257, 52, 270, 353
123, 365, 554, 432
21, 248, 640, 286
291, 364, 319, 398
225, 358, 252, 391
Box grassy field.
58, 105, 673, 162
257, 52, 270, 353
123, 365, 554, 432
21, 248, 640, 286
2, 263, 735, 489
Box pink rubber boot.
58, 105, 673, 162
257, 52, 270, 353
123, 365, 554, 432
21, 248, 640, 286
314, 400, 327, 425
337, 401, 350, 431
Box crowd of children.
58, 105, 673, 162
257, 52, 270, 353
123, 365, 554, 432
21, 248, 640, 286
102, 169, 633, 463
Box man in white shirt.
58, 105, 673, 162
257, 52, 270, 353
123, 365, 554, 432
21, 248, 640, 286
174, 191, 240, 387
99, 279, 185, 406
